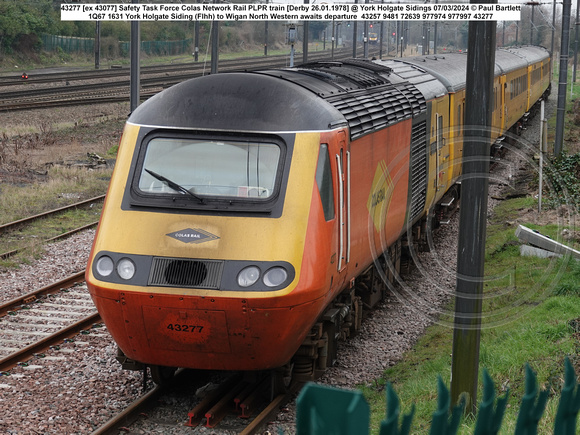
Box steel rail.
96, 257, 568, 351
0, 48, 380, 112
0, 270, 86, 316
0, 49, 354, 101
240, 390, 295, 435
0, 311, 101, 372
93, 370, 298, 434
0, 194, 105, 235
0, 221, 98, 260
89, 384, 165, 435
0, 96, 138, 111
0, 51, 301, 86
0, 49, 357, 87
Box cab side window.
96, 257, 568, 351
315, 144, 335, 221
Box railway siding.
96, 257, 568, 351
0, 51, 571, 434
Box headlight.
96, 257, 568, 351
117, 258, 136, 280
237, 266, 260, 287
95, 256, 114, 277
263, 267, 288, 287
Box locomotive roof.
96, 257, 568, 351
128, 72, 346, 133
255, 60, 426, 139
129, 60, 426, 140
375, 58, 448, 100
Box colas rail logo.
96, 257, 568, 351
367, 160, 393, 233
166, 228, 220, 244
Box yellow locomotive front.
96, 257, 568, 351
86, 72, 348, 372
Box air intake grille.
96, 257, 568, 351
149, 257, 224, 289
409, 120, 427, 221
327, 83, 426, 140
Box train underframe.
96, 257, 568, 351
494, 84, 552, 156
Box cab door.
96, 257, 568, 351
335, 135, 350, 273
433, 97, 450, 197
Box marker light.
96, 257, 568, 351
96, 256, 114, 277
117, 258, 136, 280
237, 266, 260, 287
263, 267, 288, 287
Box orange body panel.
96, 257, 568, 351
91, 286, 325, 370
345, 123, 411, 266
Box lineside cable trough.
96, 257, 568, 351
515, 224, 580, 260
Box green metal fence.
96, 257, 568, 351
296, 357, 580, 434
42, 34, 95, 53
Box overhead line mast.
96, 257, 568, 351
451, 0, 497, 415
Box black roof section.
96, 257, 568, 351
128, 72, 345, 133
255, 59, 426, 140
129, 59, 427, 141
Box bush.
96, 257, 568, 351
543, 152, 580, 211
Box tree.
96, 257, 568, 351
309, 21, 328, 41
0, 1, 59, 54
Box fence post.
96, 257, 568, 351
429, 377, 465, 435
514, 364, 549, 435
296, 383, 369, 435
379, 383, 414, 435
553, 356, 580, 434
295, 360, 579, 434
473, 370, 509, 435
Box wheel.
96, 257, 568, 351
270, 362, 294, 398
150, 365, 177, 386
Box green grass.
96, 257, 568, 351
0, 166, 110, 269
361, 195, 580, 434
0, 167, 111, 225
0, 205, 103, 268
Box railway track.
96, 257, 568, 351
0, 46, 400, 434
0, 84, 554, 433
1, 203, 297, 433
0, 195, 104, 235
0, 47, 372, 86
0, 272, 100, 373
0, 51, 299, 86
0, 270, 295, 433
0, 195, 104, 259
0, 47, 382, 111
91, 370, 299, 434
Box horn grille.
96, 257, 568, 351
149, 257, 224, 289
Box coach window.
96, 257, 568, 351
315, 144, 335, 221
437, 114, 444, 149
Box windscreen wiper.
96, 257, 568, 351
145, 168, 204, 203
